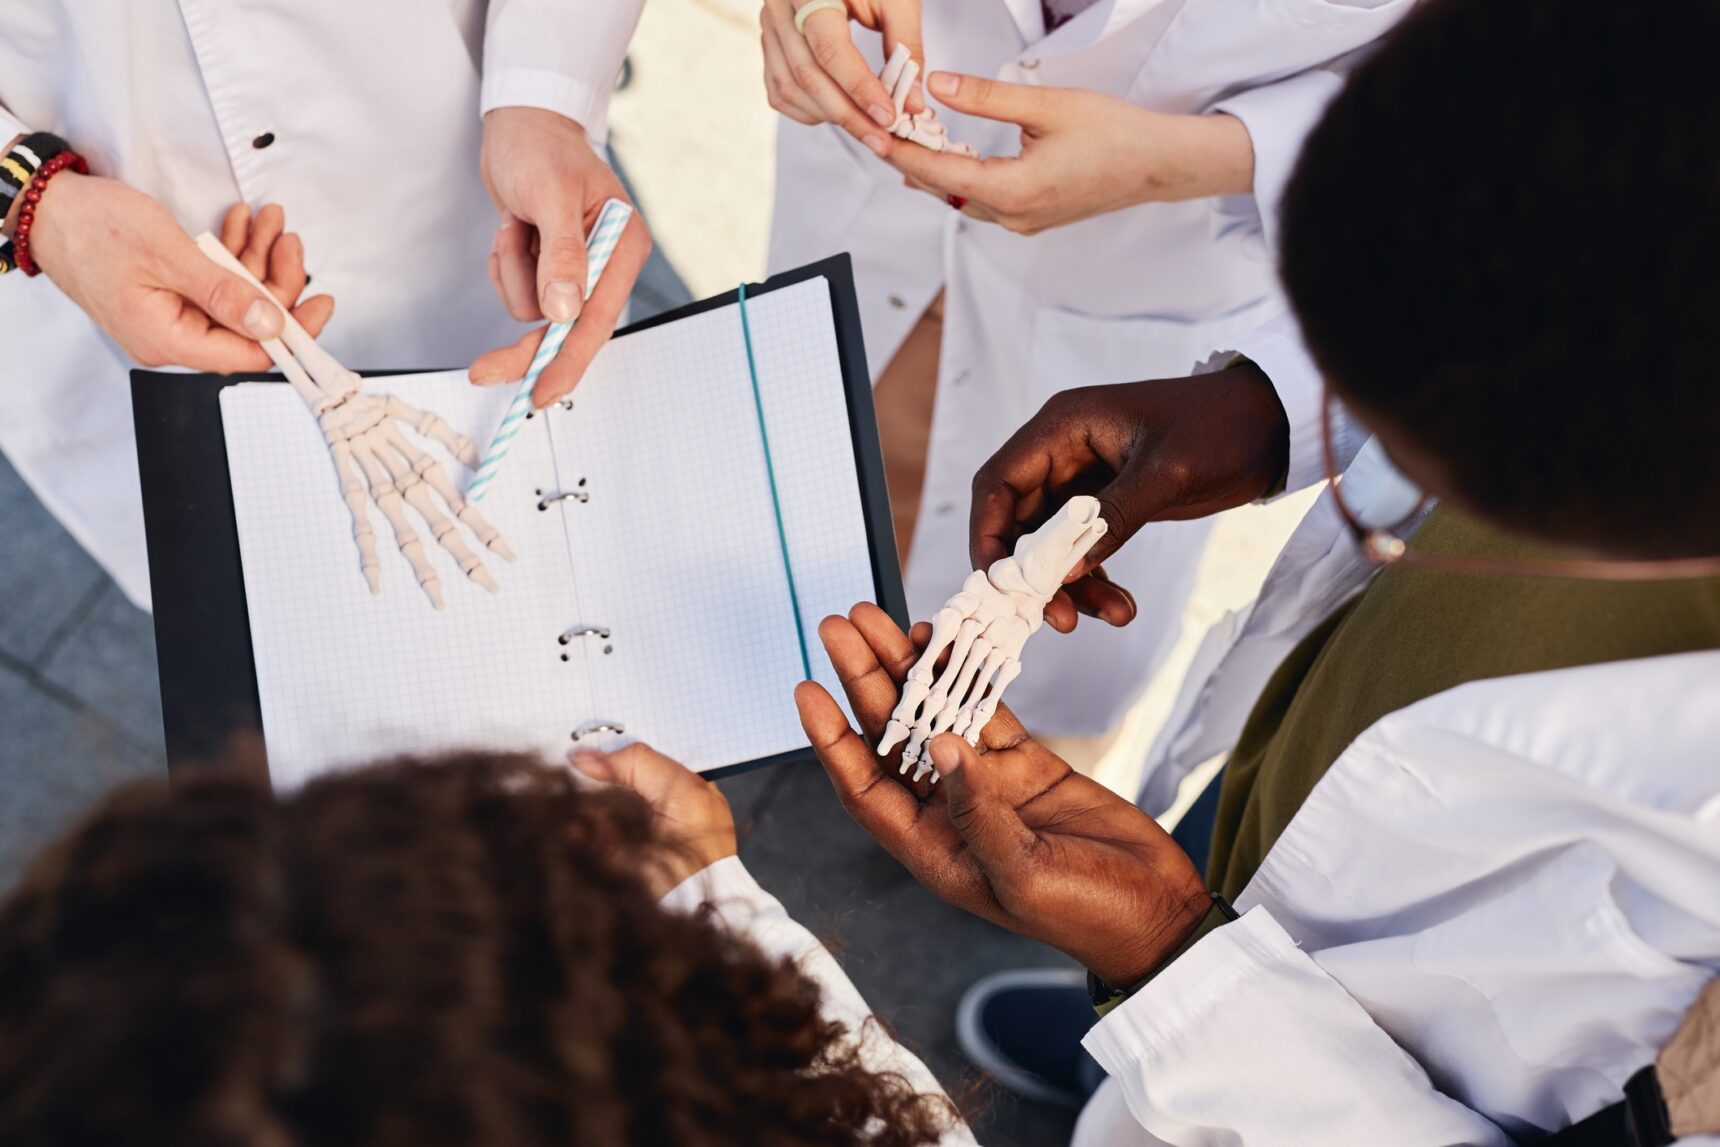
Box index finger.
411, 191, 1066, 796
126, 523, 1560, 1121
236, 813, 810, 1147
799, 7, 897, 129
887, 146, 1003, 203
530, 213, 651, 407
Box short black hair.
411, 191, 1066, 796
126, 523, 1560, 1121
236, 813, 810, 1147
1280, 0, 1720, 557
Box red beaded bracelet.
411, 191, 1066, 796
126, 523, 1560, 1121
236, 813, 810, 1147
12, 149, 88, 278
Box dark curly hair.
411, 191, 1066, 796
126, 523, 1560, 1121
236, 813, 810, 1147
0, 755, 956, 1147
1280, 0, 1720, 558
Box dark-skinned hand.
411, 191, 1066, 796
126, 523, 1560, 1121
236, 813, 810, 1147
970, 361, 1290, 633
794, 603, 1211, 986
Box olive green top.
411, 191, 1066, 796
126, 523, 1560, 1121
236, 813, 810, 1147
1204, 505, 1720, 902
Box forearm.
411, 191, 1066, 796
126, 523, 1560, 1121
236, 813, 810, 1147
1128, 110, 1256, 206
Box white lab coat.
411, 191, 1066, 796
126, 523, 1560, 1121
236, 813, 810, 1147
0, 0, 644, 610
768, 0, 1414, 734
1078, 649, 1720, 1145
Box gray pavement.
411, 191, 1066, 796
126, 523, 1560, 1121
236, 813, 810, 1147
0, 233, 1075, 1145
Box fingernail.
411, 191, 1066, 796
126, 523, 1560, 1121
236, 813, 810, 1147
243, 299, 281, 339
928, 72, 958, 98
869, 103, 893, 127
864, 135, 889, 157
469, 371, 508, 386
543, 281, 582, 324
929, 737, 963, 773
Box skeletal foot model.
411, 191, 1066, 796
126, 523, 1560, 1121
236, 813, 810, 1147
880, 497, 1107, 781
879, 45, 978, 157
196, 234, 515, 610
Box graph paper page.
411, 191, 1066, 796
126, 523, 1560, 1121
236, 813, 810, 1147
551, 280, 873, 771
223, 279, 878, 782
221, 375, 588, 789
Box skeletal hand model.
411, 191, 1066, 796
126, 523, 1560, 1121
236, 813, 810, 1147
880, 497, 1108, 782
879, 45, 978, 157
196, 234, 515, 610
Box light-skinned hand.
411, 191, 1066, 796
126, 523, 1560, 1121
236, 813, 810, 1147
890, 72, 1255, 235
795, 603, 1211, 986
971, 364, 1289, 633
760, 0, 922, 155
24, 177, 336, 372
468, 107, 652, 407
572, 742, 738, 898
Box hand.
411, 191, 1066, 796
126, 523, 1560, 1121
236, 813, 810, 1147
24, 176, 326, 372
468, 107, 653, 407
760, 0, 922, 154
972, 363, 1289, 633
572, 742, 738, 898
795, 603, 1210, 986
890, 73, 1255, 235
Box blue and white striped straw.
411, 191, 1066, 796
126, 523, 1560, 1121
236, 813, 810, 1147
467, 198, 635, 502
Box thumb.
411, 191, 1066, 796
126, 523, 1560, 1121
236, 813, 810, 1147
931, 735, 1038, 871
1083, 453, 1185, 575
534, 197, 590, 325
925, 72, 1056, 129
166, 242, 283, 341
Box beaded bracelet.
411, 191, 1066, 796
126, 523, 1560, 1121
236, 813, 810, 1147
11, 149, 87, 278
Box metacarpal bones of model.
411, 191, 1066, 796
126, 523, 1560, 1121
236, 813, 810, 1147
879, 497, 1108, 782
195, 234, 514, 610
879, 45, 978, 157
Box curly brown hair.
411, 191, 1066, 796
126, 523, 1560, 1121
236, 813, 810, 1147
0, 755, 956, 1147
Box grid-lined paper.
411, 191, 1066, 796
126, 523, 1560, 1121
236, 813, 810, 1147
221, 280, 879, 783
221, 375, 586, 790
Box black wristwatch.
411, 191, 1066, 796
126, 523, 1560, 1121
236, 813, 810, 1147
1087, 892, 1241, 1013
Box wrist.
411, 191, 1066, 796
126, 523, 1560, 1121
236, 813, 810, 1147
1085, 877, 1214, 988
1129, 111, 1256, 205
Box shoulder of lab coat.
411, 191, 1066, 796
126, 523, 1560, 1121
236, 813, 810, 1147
480, 0, 645, 148
1223, 308, 1367, 498
661, 856, 980, 1147
1094, 652, 1720, 1144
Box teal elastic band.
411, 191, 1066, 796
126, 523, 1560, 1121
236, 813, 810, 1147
737, 283, 813, 681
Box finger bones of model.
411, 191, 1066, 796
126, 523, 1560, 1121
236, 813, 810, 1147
195, 235, 515, 609
879, 496, 1107, 781
879, 46, 978, 157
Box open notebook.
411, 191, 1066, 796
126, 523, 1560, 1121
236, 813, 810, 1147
203, 267, 896, 789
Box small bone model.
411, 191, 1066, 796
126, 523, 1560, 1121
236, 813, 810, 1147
195, 234, 515, 610
879, 497, 1108, 782
879, 44, 978, 157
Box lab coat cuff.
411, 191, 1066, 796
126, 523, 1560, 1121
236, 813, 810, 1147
1227, 311, 1352, 499
1084, 907, 1294, 1072
481, 67, 615, 150
658, 855, 814, 965
1210, 70, 1346, 255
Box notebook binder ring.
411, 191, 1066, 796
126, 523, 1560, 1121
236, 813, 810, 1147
558, 624, 614, 660
537, 479, 589, 510
571, 720, 626, 741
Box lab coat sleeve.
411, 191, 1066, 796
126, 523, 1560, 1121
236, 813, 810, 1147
480, 0, 645, 148
0, 104, 30, 143
1209, 70, 1346, 256
1225, 310, 1365, 498
662, 856, 980, 1147
1082, 907, 1512, 1147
